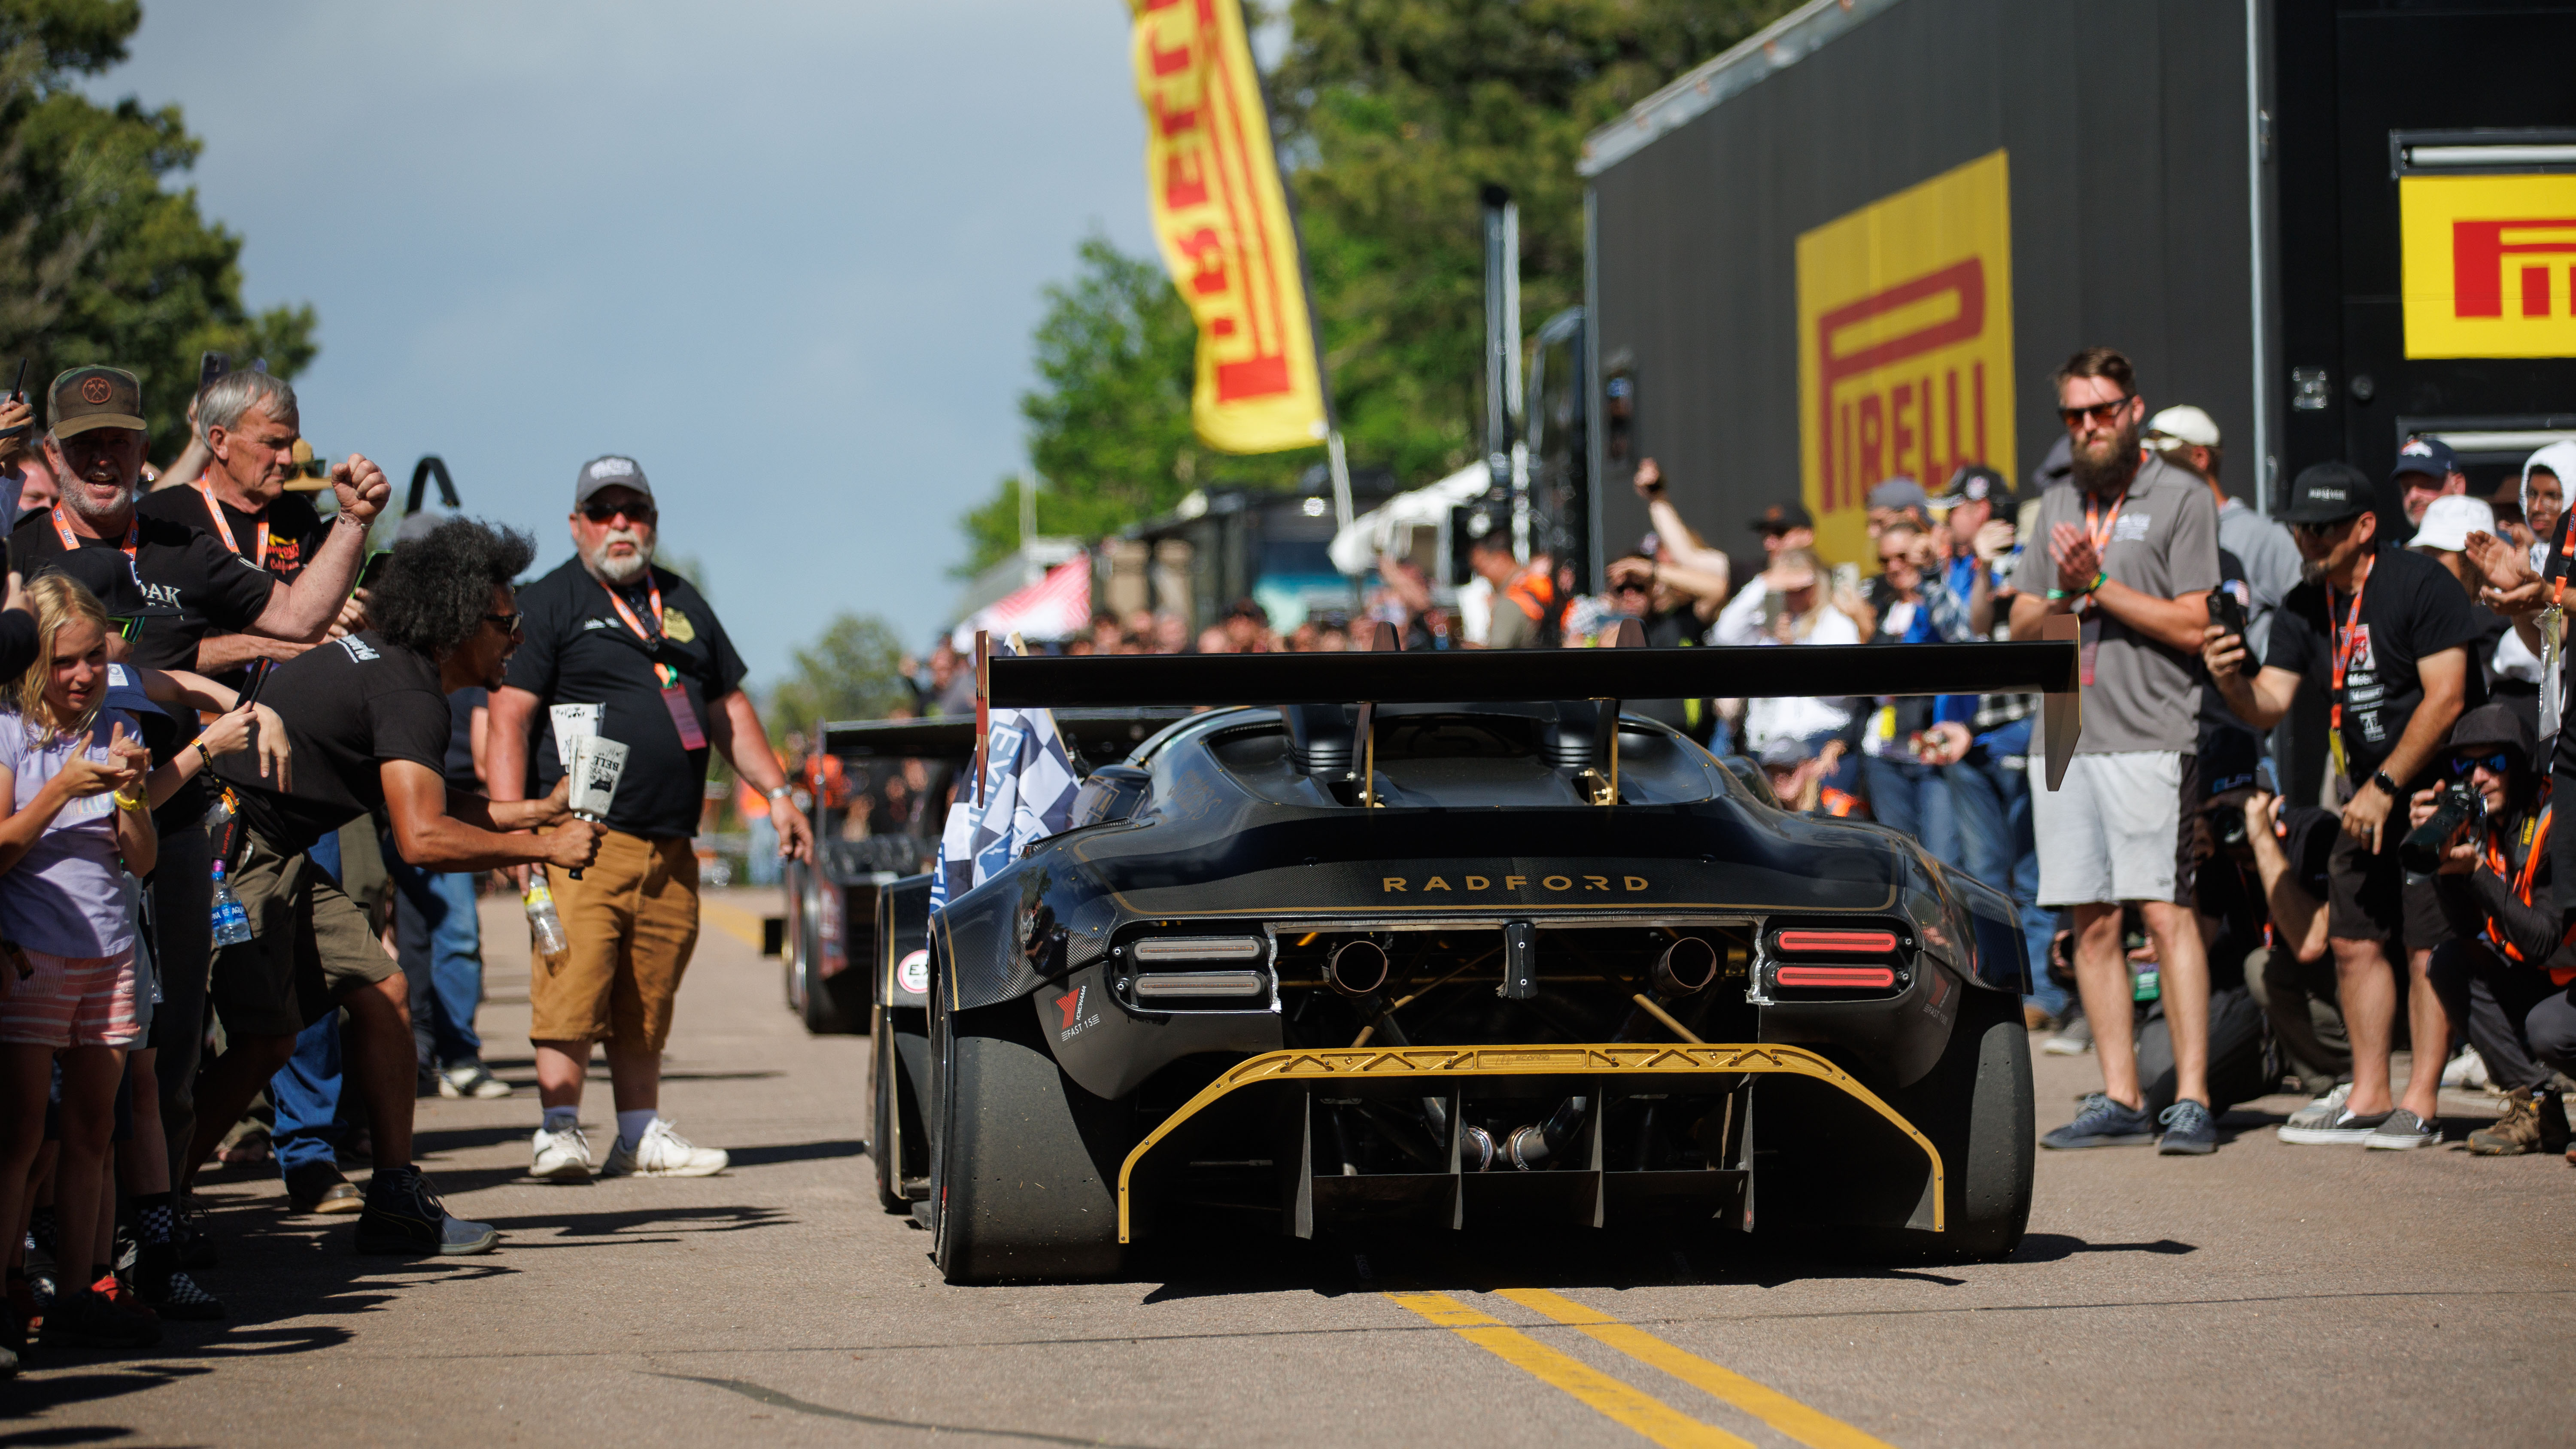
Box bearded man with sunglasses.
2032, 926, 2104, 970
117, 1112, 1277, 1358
2012, 347, 2225, 1155
2203, 462, 2482, 1149
486, 457, 811, 1182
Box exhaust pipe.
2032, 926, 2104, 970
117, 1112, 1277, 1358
1328, 939, 1390, 997
1651, 936, 1719, 996
1505, 1095, 1591, 1170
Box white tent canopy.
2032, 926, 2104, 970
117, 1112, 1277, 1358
1327, 462, 1492, 577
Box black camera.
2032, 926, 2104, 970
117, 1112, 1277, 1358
2398, 778, 2484, 876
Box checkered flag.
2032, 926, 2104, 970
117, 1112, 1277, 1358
928, 647, 1080, 914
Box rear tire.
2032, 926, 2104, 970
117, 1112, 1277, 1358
930, 998, 1126, 1284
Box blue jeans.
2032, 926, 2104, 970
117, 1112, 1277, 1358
272, 832, 345, 1176
1860, 752, 1962, 870
387, 839, 485, 1069
1945, 716, 2068, 1018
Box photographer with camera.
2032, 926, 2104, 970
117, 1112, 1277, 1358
2411, 705, 2576, 1157
2204, 462, 2484, 1150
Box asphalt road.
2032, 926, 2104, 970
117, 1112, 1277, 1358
7, 887, 2572, 1446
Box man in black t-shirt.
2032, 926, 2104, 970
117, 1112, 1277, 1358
2204, 461, 2482, 1148
190, 518, 601, 1257
28, 365, 391, 1220
488, 456, 811, 1183
134, 369, 339, 685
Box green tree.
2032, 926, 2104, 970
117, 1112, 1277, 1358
0, 0, 316, 447
960, 234, 1306, 577
768, 612, 913, 744
1277, 0, 1798, 478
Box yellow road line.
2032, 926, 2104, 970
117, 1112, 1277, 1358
1383, 1292, 1752, 1449
1501, 1288, 1897, 1449
699, 897, 769, 950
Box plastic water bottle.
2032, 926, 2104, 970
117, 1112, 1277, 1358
523, 876, 567, 957
209, 861, 253, 947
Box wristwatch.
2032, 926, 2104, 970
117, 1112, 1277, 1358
2369, 769, 2401, 800
768, 785, 794, 805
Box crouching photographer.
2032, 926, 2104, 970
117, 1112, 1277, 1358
2410, 704, 2576, 1158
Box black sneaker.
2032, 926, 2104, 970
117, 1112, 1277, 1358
2157, 1099, 2218, 1155
40, 1285, 161, 1350
355, 1166, 498, 1257
135, 1244, 225, 1321
2276, 1105, 2392, 1145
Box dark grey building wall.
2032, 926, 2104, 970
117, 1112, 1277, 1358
1589, 0, 2253, 570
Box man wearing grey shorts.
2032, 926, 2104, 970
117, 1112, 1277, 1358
2012, 348, 2224, 1155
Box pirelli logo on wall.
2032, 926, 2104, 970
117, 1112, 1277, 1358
1797, 149, 2017, 567
2402, 173, 2576, 358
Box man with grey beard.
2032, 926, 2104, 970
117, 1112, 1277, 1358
486, 456, 811, 1181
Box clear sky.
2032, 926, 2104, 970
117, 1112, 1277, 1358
88, 1, 1161, 687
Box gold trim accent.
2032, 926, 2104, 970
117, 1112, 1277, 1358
1115, 1042, 1943, 1240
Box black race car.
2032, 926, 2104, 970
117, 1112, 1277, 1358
872, 628, 2078, 1283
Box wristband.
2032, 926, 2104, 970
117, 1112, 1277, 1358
2087, 571, 2107, 595
112, 787, 146, 812
2369, 769, 2400, 800
194, 741, 213, 771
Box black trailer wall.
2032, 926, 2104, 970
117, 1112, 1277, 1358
1589, 0, 2257, 569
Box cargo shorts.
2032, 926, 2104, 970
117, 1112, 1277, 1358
208, 827, 403, 1039
529, 829, 700, 1053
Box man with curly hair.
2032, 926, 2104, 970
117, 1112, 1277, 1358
190, 518, 605, 1256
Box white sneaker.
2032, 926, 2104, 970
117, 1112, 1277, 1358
444, 1062, 515, 1100
2283, 1082, 2352, 1132
601, 1118, 728, 1179
530, 1124, 594, 1181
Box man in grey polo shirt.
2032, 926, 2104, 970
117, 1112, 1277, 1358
2011, 347, 2224, 1156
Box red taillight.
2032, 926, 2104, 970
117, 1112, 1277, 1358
1774, 929, 1899, 955
1776, 966, 1897, 989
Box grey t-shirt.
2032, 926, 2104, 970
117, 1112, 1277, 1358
2031, 453, 2221, 753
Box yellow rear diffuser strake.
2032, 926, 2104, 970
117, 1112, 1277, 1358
1115, 1042, 1943, 1241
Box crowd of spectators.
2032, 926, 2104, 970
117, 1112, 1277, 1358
0, 362, 805, 1376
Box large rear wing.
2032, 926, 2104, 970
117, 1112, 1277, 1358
974, 619, 2083, 790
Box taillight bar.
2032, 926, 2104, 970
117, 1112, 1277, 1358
1776, 966, 1897, 989
1774, 929, 1899, 955
1133, 937, 1266, 963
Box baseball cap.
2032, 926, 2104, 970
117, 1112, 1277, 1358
1932, 464, 2011, 509
2392, 435, 2459, 484
2449, 701, 2535, 763
1866, 477, 1929, 513
2409, 494, 2495, 553
1747, 500, 1813, 534
48, 366, 144, 439
573, 454, 652, 507
2143, 404, 2221, 449
2278, 462, 2373, 525
1757, 735, 1810, 769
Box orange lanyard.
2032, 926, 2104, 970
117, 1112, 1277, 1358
2327, 553, 2372, 732
190, 480, 266, 566
50, 504, 134, 559
2082, 492, 2124, 559
600, 577, 678, 689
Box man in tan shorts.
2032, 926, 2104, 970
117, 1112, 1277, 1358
486, 456, 811, 1179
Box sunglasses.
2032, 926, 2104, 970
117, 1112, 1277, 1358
2056, 395, 2134, 429
484, 611, 523, 636
2451, 750, 2512, 777
2290, 517, 2359, 540
580, 501, 654, 525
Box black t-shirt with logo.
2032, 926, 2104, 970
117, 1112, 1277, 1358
2265, 544, 2488, 787
9, 507, 276, 671
213, 630, 451, 857
501, 559, 747, 840
135, 485, 327, 586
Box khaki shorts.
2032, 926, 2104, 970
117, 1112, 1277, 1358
529, 829, 699, 1052
209, 829, 402, 1039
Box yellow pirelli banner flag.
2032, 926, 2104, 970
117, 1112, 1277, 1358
1130, 0, 1328, 454
1797, 149, 2017, 569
